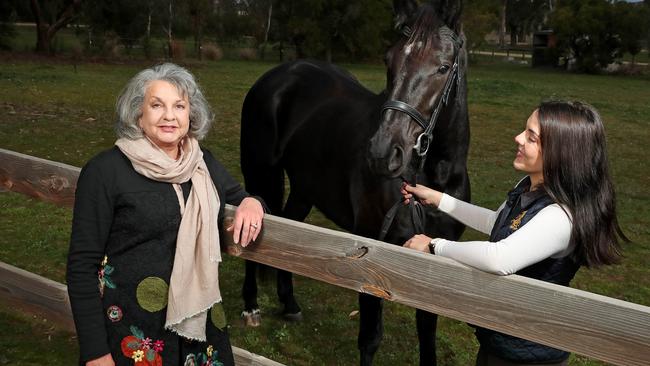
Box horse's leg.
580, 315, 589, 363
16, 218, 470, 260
241, 260, 262, 326
358, 293, 384, 366
416, 309, 438, 366
277, 193, 311, 320
240, 157, 284, 327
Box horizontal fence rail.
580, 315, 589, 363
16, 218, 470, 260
2, 148, 650, 365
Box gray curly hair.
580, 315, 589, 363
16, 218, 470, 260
115, 63, 214, 140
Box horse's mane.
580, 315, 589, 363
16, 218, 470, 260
406, 4, 462, 56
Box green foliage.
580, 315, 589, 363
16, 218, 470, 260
0, 1, 17, 50
274, 0, 393, 61
82, 0, 150, 48
612, 1, 650, 61
506, 0, 547, 45
550, 0, 617, 72
463, 0, 499, 51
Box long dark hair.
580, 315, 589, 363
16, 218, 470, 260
537, 100, 627, 267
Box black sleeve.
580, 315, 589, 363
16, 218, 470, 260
202, 149, 268, 218
66, 157, 114, 362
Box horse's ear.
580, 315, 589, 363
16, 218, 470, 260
393, 0, 419, 30
431, 0, 463, 32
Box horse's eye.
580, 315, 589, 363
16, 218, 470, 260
438, 65, 450, 74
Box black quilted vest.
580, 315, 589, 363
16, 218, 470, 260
475, 177, 580, 363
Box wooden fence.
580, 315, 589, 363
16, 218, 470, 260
1, 148, 650, 365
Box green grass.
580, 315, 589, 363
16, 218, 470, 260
0, 57, 648, 365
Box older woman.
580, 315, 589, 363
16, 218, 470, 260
67, 63, 264, 366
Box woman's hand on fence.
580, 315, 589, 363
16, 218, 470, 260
86, 353, 115, 366
401, 183, 442, 207
403, 234, 432, 253
229, 197, 265, 247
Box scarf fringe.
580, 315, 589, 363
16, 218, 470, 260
164, 297, 223, 342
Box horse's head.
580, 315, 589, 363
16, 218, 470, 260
368, 0, 464, 178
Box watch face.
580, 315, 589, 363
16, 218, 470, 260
428, 242, 435, 254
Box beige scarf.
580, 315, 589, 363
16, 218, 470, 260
116, 136, 221, 341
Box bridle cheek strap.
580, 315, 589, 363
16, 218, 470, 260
381, 53, 461, 158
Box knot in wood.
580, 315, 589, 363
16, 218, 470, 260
361, 284, 392, 300
42, 176, 69, 192
344, 246, 368, 259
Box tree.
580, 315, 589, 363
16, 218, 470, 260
277, 0, 391, 62
30, 0, 82, 54
188, 0, 210, 58
613, 1, 649, 65
506, 0, 547, 45
498, 0, 506, 47
463, 0, 499, 52
549, 0, 620, 73
83, 0, 150, 50
0, 1, 17, 50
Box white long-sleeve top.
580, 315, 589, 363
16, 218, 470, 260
433, 193, 574, 275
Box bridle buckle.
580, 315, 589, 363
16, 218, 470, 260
413, 133, 430, 156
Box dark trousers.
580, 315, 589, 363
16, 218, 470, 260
475, 347, 569, 366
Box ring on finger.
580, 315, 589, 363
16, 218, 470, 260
251, 223, 259, 229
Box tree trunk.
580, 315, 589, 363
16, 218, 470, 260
30, 0, 81, 54
499, 0, 507, 48
168, 0, 174, 59
35, 24, 50, 54
143, 4, 152, 59
264, 2, 272, 43
194, 14, 201, 59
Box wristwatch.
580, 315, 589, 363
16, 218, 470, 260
428, 238, 440, 254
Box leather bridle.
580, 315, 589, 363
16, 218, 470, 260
381, 38, 463, 160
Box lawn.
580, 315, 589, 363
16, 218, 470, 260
0, 56, 648, 365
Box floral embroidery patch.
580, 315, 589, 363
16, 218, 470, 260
510, 210, 528, 231
98, 255, 116, 297
184, 345, 224, 366
107, 305, 123, 322
120, 325, 164, 365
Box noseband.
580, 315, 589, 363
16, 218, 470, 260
381, 36, 463, 159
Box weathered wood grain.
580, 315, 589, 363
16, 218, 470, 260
222, 206, 650, 366
0, 261, 75, 331
232, 347, 285, 366
0, 148, 79, 207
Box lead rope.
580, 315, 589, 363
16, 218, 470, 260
377, 155, 426, 242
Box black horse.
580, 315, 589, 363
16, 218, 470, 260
239, 0, 469, 364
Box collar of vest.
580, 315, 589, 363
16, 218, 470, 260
506, 176, 551, 209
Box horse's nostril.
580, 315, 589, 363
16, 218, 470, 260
387, 145, 404, 173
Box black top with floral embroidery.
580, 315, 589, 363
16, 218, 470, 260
67, 147, 249, 366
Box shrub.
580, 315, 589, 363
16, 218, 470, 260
170, 40, 185, 60
202, 42, 223, 61
238, 47, 257, 61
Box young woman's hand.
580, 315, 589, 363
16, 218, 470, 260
86, 353, 115, 366
229, 197, 265, 247
403, 234, 433, 253
401, 183, 443, 207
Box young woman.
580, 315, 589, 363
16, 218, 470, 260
67, 63, 265, 366
402, 100, 627, 366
